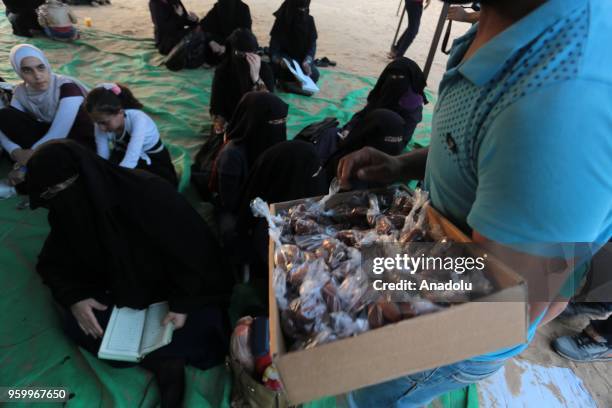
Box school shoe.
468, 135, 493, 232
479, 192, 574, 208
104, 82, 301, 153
552, 331, 612, 362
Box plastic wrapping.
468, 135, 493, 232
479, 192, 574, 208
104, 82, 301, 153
331, 312, 369, 338
268, 186, 494, 351
231, 316, 255, 374
251, 197, 284, 247
273, 267, 289, 311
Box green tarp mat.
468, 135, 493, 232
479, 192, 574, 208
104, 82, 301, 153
0, 8, 477, 408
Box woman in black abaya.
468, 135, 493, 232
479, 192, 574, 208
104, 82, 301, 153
28, 140, 233, 408
149, 0, 199, 55
199, 0, 252, 66
321, 109, 407, 186
209, 29, 275, 138
207, 92, 288, 258
345, 57, 427, 142
269, 0, 319, 84
237, 140, 328, 277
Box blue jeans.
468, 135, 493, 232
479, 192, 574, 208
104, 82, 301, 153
43, 27, 78, 40
344, 358, 505, 407
394, 1, 423, 57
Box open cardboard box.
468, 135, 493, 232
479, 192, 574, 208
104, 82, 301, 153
268, 189, 528, 405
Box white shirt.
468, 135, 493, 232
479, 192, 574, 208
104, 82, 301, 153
95, 109, 162, 169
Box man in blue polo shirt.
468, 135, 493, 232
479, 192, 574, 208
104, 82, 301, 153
338, 0, 612, 406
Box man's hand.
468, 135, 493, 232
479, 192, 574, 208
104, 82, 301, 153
337, 147, 403, 190
246, 53, 262, 83
163, 312, 188, 330
70, 298, 107, 339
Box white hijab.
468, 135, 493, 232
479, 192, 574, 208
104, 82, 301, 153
9, 44, 89, 123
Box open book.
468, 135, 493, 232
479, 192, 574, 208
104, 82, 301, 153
283, 58, 320, 94
98, 302, 174, 362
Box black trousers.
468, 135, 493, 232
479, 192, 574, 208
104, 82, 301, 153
0, 106, 96, 152
394, 1, 424, 57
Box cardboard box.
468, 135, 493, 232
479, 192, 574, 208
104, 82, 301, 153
268, 190, 528, 405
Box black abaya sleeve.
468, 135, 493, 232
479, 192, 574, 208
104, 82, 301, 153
210, 69, 229, 119
37, 231, 102, 308
129, 177, 234, 313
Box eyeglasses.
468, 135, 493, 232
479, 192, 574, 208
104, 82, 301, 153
40, 174, 79, 201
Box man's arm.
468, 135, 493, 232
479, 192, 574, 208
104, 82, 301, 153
338, 147, 428, 189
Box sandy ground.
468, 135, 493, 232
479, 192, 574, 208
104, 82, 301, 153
69, 0, 473, 91
43, 2, 612, 407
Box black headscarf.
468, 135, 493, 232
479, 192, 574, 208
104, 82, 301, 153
149, 0, 196, 54
28, 140, 233, 312
200, 0, 252, 42
270, 0, 318, 62
346, 57, 427, 144
210, 29, 275, 119
3, 0, 45, 13
226, 92, 289, 167
238, 140, 328, 226
325, 109, 406, 183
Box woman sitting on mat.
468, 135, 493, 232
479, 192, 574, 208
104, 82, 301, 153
199, 0, 252, 66
319, 109, 407, 186
269, 0, 319, 86
345, 57, 427, 144
0, 44, 94, 187
209, 28, 275, 138
149, 0, 199, 55
210, 92, 288, 251
237, 140, 328, 277
29, 140, 233, 408
85, 83, 178, 187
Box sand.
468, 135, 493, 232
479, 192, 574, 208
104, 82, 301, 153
36, 2, 612, 406
69, 0, 473, 90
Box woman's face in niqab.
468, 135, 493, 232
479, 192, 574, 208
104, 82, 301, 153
20, 57, 50, 91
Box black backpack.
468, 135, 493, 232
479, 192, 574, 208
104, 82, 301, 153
165, 30, 209, 71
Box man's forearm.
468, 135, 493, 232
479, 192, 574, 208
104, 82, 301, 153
398, 147, 429, 181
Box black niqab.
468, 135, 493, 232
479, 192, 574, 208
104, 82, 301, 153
28, 140, 233, 312
210, 29, 275, 119
226, 92, 289, 167
270, 0, 318, 62
353, 57, 427, 120
238, 140, 328, 227
325, 109, 406, 182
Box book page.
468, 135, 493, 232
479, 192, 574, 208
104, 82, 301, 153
140, 302, 173, 354
103, 307, 146, 355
